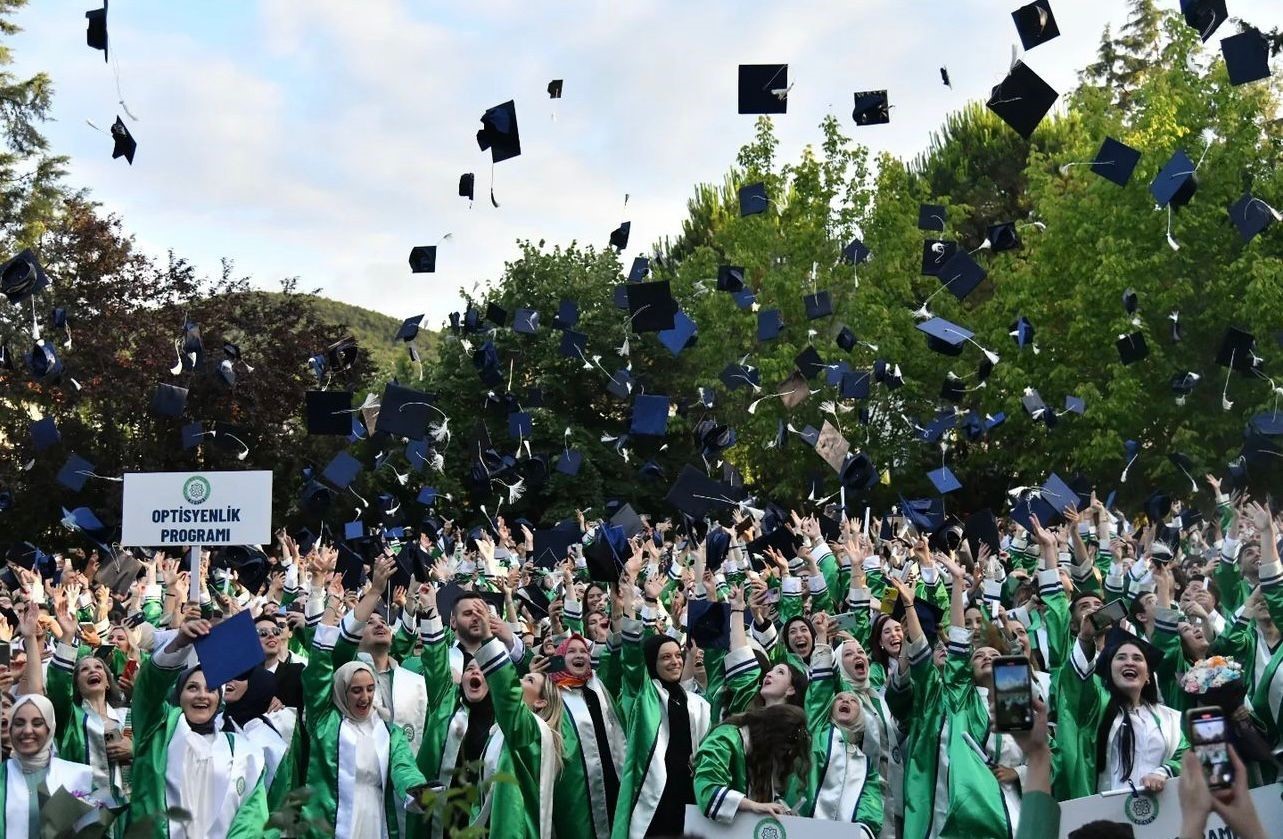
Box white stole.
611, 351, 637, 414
561, 680, 625, 839
630, 681, 711, 839
813, 726, 871, 822
162, 723, 263, 838
389, 668, 428, 755
335, 716, 391, 839
5, 758, 97, 839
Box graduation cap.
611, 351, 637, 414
739, 182, 768, 216
631, 394, 669, 436
892, 598, 945, 642
56, 453, 95, 492
1116, 331, 1149, 365
964, 509, 1002, 557
324, 336, 359, 372
659, 311, 698, 356
746, 523, 801, 560
375, 383, 436, 440
626, 280, 677, 332
627, 256, 651, 282
150, 383, 188, 418
921, 240, 957, 276
1222, 28, 1271, 86
336, 544, 369, 591
1091, 137, 1142, 187
899, 496, 945, 534
940, 375, 966, 403
776, 370, 811, 409
584, 524, 628, 582
28, 416, 59, 453
531, 527, 580, 569
1149, 150, 1198, 209
1010, 316, 1035, 349
686, 599, 731, 649
609, 222, 631, 251
986, 221, 1021, 252
476, 100, 521, 162
852, 90, 890, 126
815, 422, 850, 472
738, 63, 788, 114
757, 308, 784, 342
552, 298, 579, 330
840, 369, 871, 399
459, 173, 475, 201
1216, 326, 1256, 371
835, 326, 858, 353
664, 464, 741, 520
918, 204, 947, 232
842, 238, 871, 264
731, 289, 756, 310
1182, 0, 1227, 41
1228, 193, 1280, 242
110, 116, 135, 164
937, 251, 986, 300
1021, 388, 1048, 421
605, 366, 633, 400
1008, 491, 1059, 535
305, 390, 353, 435
85, 1, 107, 60
716, 265, 746, 292
322, 450, 362, 490
986, 61, 1058, 139
804, 291, 833, 320
1251, 411, 1283, 437
547, 79, 563, 99
719, 363, 760, 392
559, 329, 588, 360
1, 249, 50, 304
484, 302, 508, 328
1064, 395, 1085, 415
1011, 0, 1060, 50
395, 315, 425, 343
917, 317, 972, 356
1094, 626, 1162, 682
794, 345, 826, 380
512, 308, 539, 336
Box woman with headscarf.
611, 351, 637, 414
469, 608, 564, 839
47, 597, 132, 800
127, 615, 269, 838
2, 694, 105, 839
692, 704, 812, 824
298, 557, 429, 839
548, 632, 625, 839
612, 580, 712, 839
217, 666, 295, 807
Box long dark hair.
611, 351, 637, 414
1094, 644, 1160, 782
722, 705, 811, 802
751, 653, 806, 709
870, 614, 898, 669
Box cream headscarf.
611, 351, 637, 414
332, 660, 385, 721
8, 694, 57, 772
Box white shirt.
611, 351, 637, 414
1100, 705, 1171, 790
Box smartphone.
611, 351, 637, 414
0, 644, 10, 668
879, 587, 900, 615
992, 656, 1034, 731
763, 588, 782, 605
545, 655, 567, 673
1187, 707, 1234, 790
831, 612, 861, 634
1089, 599, 1129, 632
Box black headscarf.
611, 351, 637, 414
224, 666, 277, 729
643, 634, 687, 698
170, 665, 219, 735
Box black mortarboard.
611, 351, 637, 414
1228, 193, 1279, 242
1009, 491, 1058, 535
986, 61, 1058, 139
664, 464, 740, 519
836, 326, 857, 353
746, 524, 800, 560
631, 394, 669, 437
532, 528, 579, 569
804, 291, 833, 320
508, 411, 532, 439
150, 383, 188, 418
1091, 136, 1142, 187
485, 302, 507, 327
515, 583, 551, 619
937, 250, 986, 300
628, 256, 650, 282
513, 308, 539, 335
181, 422, 204, 450
86, 1, 107, 60
306, 390, 353, 435
986, 221, 1021, 252
918, 317, 971, 355
336, 544, 368, 591
964, 509, 1002, 557
395, 315, 425, 342
919, 204, 947, 232
408, 246, 437, 273
375, 383, 434, 440
1217, 327, 1256, 371
686, 599, 731, 649
1182, 0, 1227, 41
757, 308, 783, 342
547, 79, 563, 99
30, 417, 59, 452
553, 298, 579, 329
325, 336, 359, 370
459, 173, 475, 201
794, 345, 826, 380
1222, 28, 1271, 86
1149, 150, 1198, 209
1, 249, 50, 304
659, 310, 698, 356
940, 375, 966, 403
57, 453, 94, 492
739, 182, 768, 216
1251, 411, 1283, 437
738, 63, 788, 114
732, 289, 756, 310
719, 363, 759, 391
476, 100, 521, 162
920, 240, 956, 277
559, 329, 587, 360
584, 524, 627, 582
852, 90, 890, 126
626, 280, 677, 332
110, 116, 135, 164
605, 367, 633, 400
1012, 0, 1060, 50
609, 222, 631, 251
717, 265, 745, 292
842, 238, 871, 264
1116, 332, 1149, 365
555, 449, 582, 476
322, 450, 362, 490
927, 465, 962, 495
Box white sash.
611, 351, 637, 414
335, 717, 391, 839
630, 682, 711, 839
5, 758, 96, 839
561, 680, 624, 839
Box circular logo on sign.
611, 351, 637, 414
183, 476, 211, 505
403, 723, 415, 740
1124, 791, 1158, 826
235, 776, 246, 796
754, 816, 786, 839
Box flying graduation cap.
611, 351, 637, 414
738, 64, 789, 114
1011, 1, 1060, 50
110, 116, 135, 164
986, 61, 1058, 139
477, 100, 521, 162
85, 1, 107, 60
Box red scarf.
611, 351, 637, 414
549, 633, 591, 689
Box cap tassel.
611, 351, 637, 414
1245, 196, 1283, 223
349, 486, 368, 508
1120, 452, 1139, 483
1169, 312, 1183, 342
429, 450, 445, 473
76, 469, 124, 483
1222, 350, 1235, 411
1165, 205, 1180, 252
1174, 463, 1199, 495
489, 162, 500, 208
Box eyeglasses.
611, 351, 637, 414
257, 627, 283, 638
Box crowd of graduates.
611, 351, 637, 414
1, 479, 1281, 839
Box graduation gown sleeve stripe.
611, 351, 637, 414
692, 725, 747, 824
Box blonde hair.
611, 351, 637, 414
533, 674, 565, 772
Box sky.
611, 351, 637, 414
9, 1, 1278, 327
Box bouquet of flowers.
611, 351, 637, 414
1180, 656, 1246, 711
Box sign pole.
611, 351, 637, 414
188, 545, 201, 605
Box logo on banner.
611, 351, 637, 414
753, 816, 786, 839
183, 476, 211, 505
1123, 791, 1158, 825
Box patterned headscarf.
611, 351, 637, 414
549, 633, 591, 689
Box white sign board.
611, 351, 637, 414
1058, 784, 1283, 838
121, 471, 273, 547
684, 806, 858, 839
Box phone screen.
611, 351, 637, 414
1188, 707, 1234, 790
879, 587, 899, 615
0, 643, 10, 668
1089, 599, 1128, 632
545, 655, 567, 674
763, 588, 782, 605
992, 656, 1033, 731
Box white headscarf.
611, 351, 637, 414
332, 660, 385, 721
8, 694, 57, 772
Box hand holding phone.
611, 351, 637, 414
1186, 707, 1234, 791
992, 656, 1034, 731
1089, 599, 1128, 632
